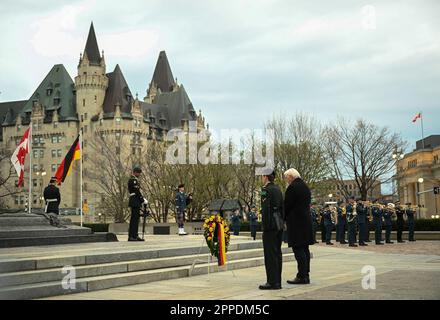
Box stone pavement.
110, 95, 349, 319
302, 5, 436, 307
43, 240, 440, 300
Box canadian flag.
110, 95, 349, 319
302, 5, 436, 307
10, 127, 31, 187
412, 112, 422, 123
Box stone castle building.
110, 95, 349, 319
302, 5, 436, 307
0, 23, 206, 214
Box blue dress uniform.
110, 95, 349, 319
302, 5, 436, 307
175, 189, 191, 235
383, 208, 394, 243
248, 210, 258, 240
357, 202, 368, 246
406, 207, 416, 241
372, 205, 383, 244
310, 207, 318, 244
336, 206, 347, 244
319, 208, 326, 243
396, 207, 405, 243
231, 211, 242, 236
322, 208, 334, 244
365, 206, 372, 242
128, 174, 146, 241
346, 203, 358, 247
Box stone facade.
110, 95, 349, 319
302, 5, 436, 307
0, 23, 206, 214
396, 135, 440, 218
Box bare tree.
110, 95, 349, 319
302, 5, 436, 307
0, 149, 20, 209
266, 113, 330, 194
324, 118, 406, 201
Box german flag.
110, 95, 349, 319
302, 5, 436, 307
217, 222, 227, 266
55, 135, 81, 184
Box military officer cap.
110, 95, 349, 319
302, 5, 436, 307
178, 183, 185, 189
49, 177, 57, 183
133, 166, 142, 173
260, 167, 275, 177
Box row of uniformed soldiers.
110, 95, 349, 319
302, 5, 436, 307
311, 197, 416, 247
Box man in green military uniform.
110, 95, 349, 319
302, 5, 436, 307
259, 168, 284, 290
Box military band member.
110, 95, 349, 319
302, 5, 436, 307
383, 205, 394, 244
310, 204, 319, 244
319, 206, 327, 243
346, 197, 358, 247
356, 199, 368, 246
337, 202, 347, 244
406, 204, 416, 241
43, 177, 61, 215
128, 167, 148, 241
322, 205, 335, 245
395, 204, 406, 243
371, 200, 384, 245
175, 184, 192, 236
365, 202, 372, 242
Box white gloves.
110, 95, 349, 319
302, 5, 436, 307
143, 199, 148, 205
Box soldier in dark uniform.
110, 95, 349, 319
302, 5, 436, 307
372, 200, 384, 245
310, 204, 319, 244
357, 199, 368, 246
322, 205, 335, 245
248, 205, 258, 240
383, 205, 394, 244
337, 202, 347, 244
175, 184, 192, 236
319, 206, 326, 243
259, 168, 283, 290
346, 197, 358, 247
365, 203, 372, 242
43, 177, 61, 214
395, 204, 406, 243
231, 209, 242, 236
406, 204, 416, 241
128, 167, 147, 241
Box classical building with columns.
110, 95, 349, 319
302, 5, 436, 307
396, 135, 440, 218
0, 23, 206, 214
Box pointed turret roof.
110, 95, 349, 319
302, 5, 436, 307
151, 51, 175, 93
103, 64, 133, 117
84, 22, 101, 65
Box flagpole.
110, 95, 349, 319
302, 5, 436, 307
28, 124, 32, 214
420, 111, 425, 149
80, 129, 83, 227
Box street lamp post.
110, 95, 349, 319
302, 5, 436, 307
392, 149, 405, 203
417, 178, 424, 219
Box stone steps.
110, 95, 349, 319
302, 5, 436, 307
0, 241, 295, 300
0, 226, 91, 239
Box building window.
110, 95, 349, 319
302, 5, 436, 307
116, 117, 121, 125
434, 155, 439, 164
33, 179, 38, 187
51, 164, 57, 172
33, 150, 39, 158
33, 164, 38, 172
51, 150, 56, 158
53, 98, 60, 106
47, 88, 53, 96
54, 121, 58, 128
83, 99, 86, 107
57, 149, 62, 158
408, 159, 418, 168
115, 132, 121, 140
100, 119, 103, 126
84, 125, 88, 133
14, 196, 19, 205
39, 150, 44, 158
84, 113, 88, 120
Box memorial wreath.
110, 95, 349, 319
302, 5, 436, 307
203, 215, 231, 266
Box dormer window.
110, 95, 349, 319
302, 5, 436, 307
116, 117, 121, 125
47, 88, 53, 96
53, 98, 60, 106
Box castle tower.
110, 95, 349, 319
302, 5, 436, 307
144, 51, 177, 103
75, 22, 108, 122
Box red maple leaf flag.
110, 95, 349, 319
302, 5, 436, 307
412, 112, 422, 123
10, 127, 31, 187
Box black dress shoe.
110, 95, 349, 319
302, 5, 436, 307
365, 240, 372, 243
259, 283, 282, 290
287, 277, 310, 285
136, 237, 145, 241
340, 241, 347, 244
326, 242, 334, 245
375, 242, 384, 245
359, 243, 368, 246
386, 241, 394, 244
397, 240, 405, 243
349, 244, 358, 247
128, 237, 138, 241
409, 239, 416, 242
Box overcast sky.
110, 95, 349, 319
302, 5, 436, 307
1, 0, 439, 151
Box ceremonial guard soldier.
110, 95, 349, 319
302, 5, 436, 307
336, 202, 347, 244
310, 204, 319, 244
259, 168, 283, 290
346, 197, 358, 247
365, 203, 372, 242
395, 203, 406, 243
248, 206, 258, 240
175, 184, 192, 236
319, 206, 326, 243
128, 167, 148, 241
43, 177, 61, 215
383, 204, 394, 244
372, 200, 384, 245
406, 204, 416, 241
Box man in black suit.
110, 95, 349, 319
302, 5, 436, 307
284, 168, 314, 285
128, 166, 148, 241
259, 168, 284, 290
43, 177, 61, 214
